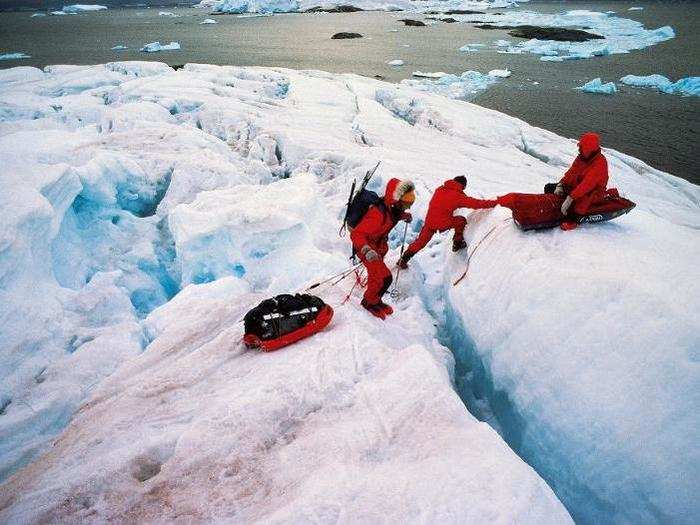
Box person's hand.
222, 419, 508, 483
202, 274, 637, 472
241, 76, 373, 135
403, 212, 413, 223
361, 245, 379, 262
561, 196, 574, 216
554, 183, 565, 196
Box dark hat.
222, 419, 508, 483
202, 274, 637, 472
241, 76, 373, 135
453, 175, 467, 188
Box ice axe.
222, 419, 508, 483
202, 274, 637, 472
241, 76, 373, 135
390, 221, 409, 299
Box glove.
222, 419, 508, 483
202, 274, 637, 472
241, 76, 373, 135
554, 183, 565, 196
561, 195, 574, 216
361, 245, 379, 262
402, 212, 413, 223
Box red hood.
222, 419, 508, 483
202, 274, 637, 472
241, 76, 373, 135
383, 178, 400, 206
579, 132, 601, 158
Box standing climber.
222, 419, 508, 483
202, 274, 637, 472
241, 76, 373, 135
398, 176, 497, 268
555, 132, 609, 231
351, 178, 415, 319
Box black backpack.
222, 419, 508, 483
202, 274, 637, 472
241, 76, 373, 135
346, 188, 383, 230
244, 294, 327, 342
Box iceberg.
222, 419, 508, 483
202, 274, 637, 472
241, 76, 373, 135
620, 74, 700, 96
577, 77, 617, 94
30, 13, 46, 17
387, 59, 405, 66
158, 11, 180, 17
140, 42, 181, 53
62, 4, 108, 13
488, 68, 511, 78
111, 44, 128, 51
200, 18, 218, 24
208, 0, 299, 14
0, 62, 697, 525
0, 53, 31, 61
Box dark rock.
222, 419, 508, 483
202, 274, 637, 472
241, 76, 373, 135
172, 64, 185, 70
444, 9, 485, 15
398, 19, 426, 27
374, 75, 385, 80
474, 24, 604, 42
331, 32, 363, 39
305, 5, 364, 13
426, 17, 458, 23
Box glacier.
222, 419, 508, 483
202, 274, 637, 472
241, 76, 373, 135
0, 62, 698, 524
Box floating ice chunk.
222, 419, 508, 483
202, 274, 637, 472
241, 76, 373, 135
62, 4, 108, 13
50, 10, 74, 15
140, 41, 181, 53
0, 53, 31, 61
30, 12, 46, 17
402, 70, 503, 101
200, 18, 218, 24
628, 6, 644, 11
664, 77, 700, 96
577, 77, 617, 94
494, 39, 512, 47
620, 74, 673, 91
111, 44, 128, 51
207, 0, 299, 14
412, 71, 447, 79
387, 59, 405, 66
488, 69, 511, 78
158, 11, 180, 17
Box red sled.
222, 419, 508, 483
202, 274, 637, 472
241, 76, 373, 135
243, 294, 334, 352
499, 188, 636, 231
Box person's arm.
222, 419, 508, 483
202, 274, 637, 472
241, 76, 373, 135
559, 158, 582, 190
457, 192, 498, 209
570, 157, 607, 200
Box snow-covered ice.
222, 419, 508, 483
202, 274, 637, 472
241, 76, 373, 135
621, 74, 700, 97
62, 4, 108, 13
487, 69, 511, 78
0, 53, 31, 61
460, 10, 674, 61
387, 59, 405, 66
0, 62, 698, 524
401, 70, 507, 101
577, 78, 617, 94
140, 42, 181, 53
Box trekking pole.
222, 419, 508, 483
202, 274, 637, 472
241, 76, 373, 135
305, 262, 363, 291
391, 221, 409, 298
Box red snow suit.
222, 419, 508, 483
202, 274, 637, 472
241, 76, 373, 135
406, 179, 497, 256
560, 132, 609, 215
351, 178, 411, 305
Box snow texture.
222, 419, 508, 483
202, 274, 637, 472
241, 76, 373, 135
459, 9, 674, 61
577, 78, 617, 94
621, 74, 700, 96
400, 70, 507, 101
0, 53, 31, 61
0, 62, 698, 525
140, 42, 181, 53
62, 4, 108, 13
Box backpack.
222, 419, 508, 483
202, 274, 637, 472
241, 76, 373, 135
346, 188, 383, 230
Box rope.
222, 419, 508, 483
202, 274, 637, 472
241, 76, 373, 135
453, 218, 512, 286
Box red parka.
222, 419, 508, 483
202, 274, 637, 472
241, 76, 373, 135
351, 178, 408, 257
560, 132, 609, 209
425, 179, 497, 231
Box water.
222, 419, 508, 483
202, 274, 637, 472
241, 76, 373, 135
1, 0, 698, 183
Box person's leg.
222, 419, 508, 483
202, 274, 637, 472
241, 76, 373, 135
451, 216, 468, 251
399, 226, 436, 268
572, 194, 594, 216
362, 258, 393, 318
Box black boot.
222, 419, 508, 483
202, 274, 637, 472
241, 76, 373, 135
452, 239, 467, 252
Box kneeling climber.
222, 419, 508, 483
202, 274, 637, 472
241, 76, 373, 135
555, 132, 609, 231
351, 178, 415, 319
399, 175, 497, 268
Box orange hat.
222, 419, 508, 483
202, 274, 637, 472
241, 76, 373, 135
400, 189, 416, 207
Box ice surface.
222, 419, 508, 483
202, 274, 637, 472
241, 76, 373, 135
0, 62, 698, 524
487, 68, 511, 78
0, 53, 31, 61
62, 4, 108, 13
401, 69, 506, 101
140, 42, 181, 53
577, 78, 617, 94
459, 9, 674, 61
620, 75, 700, 97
